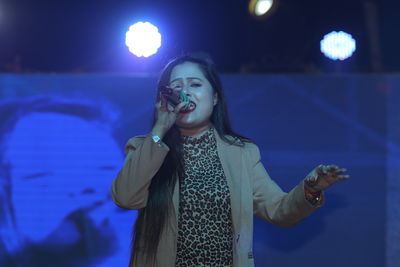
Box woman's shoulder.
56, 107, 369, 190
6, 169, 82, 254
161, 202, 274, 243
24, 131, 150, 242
222, 134, 258, 150
220, 136, 261, 163
241, 139, 259, 154
233, 139, 262, 164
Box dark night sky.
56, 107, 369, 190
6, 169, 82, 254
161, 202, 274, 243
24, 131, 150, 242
0, 0, 398, 73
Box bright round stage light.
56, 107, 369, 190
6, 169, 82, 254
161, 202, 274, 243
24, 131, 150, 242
320, 31, 356, 61
249, 0, 275, 18
255, 0, 273, 16
125, 22, 162, 57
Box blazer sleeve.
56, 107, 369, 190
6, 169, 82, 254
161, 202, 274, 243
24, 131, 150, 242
248, 143, 324, 227
110, 134, 170, 209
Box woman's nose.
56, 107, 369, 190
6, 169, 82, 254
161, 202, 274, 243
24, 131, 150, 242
181, 84, 189, 93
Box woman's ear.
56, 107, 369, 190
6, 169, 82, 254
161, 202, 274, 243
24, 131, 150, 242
213, 93, 218, 106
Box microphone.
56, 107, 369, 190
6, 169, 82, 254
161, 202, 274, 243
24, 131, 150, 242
160, 86, 189, 110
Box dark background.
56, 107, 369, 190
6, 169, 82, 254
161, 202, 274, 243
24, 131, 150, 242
0, 0, 398, 73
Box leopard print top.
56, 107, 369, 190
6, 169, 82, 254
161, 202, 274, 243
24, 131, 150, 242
175, 127, 233, 267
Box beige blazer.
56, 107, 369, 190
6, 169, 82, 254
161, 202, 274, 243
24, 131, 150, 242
111, 128, 323, 267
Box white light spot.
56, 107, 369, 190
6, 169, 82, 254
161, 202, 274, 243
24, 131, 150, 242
255, 0, 274, 16
320, 31, 356, 61
125, 22, 162, 57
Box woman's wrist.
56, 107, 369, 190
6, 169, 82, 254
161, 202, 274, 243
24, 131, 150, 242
304, 183, 320, 193
304, 183, 322, 205
151, 124, 166, 140
304, 174, 323, 192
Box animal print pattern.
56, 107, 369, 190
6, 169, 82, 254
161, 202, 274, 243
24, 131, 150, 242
175, 127, 233, 267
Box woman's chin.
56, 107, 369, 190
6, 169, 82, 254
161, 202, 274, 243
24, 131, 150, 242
176, 121, 196, 129
177, 120, 212, 132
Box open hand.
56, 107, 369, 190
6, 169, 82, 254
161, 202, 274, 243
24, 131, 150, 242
305, 164, 349, 192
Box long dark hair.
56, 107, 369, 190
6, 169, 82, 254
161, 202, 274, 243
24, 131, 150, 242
130, 53, 250, 266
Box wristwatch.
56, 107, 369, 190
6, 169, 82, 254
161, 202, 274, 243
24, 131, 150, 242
151, 135, 162, 146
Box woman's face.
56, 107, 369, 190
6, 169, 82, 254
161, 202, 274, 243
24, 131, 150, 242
168, 61, 217, 130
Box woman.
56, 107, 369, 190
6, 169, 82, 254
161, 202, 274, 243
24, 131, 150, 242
111, 53, 349, 267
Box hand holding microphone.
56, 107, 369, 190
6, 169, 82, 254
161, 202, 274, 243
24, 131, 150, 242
160, 86, 190, 111
151, 87, 189, 139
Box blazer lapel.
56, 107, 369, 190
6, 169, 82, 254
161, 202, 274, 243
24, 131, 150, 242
214, 129, 243, 240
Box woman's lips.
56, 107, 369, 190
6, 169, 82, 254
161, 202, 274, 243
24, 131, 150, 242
180, 101, 196, 113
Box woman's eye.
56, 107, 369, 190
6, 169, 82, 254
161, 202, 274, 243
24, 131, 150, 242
191, 83, 202, 87
171, 85, 182, 90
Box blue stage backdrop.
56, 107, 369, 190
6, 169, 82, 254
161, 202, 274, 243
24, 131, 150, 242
0, 74, 398, 267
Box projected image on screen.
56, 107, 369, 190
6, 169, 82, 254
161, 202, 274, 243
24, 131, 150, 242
0, 98, 135, 267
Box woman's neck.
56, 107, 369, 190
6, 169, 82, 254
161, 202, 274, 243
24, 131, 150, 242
179, 123, 212, 137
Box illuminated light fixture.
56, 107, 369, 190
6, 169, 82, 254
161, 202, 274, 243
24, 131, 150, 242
248, 0, 276, 19
125, 21, 162, 57
320, 31, 356, 61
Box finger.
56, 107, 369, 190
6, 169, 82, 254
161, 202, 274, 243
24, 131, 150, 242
174, 101, 188, 113
317, 165, 328, 175
336, 175, 350, 179
165, 102, 175, 112
156, 92, 162, 102
160, 95, 167, 106
327, 165, 339, 173
156, 93, 164, 104
334, 168, 347, 174
160, 96, 170, 111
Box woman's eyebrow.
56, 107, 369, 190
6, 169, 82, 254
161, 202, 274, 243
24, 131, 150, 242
187, 77, 203, 81
170, 77, 203, 83
169, 78, 183, 84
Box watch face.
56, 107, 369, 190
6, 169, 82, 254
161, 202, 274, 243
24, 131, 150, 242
152, 135, 161, 143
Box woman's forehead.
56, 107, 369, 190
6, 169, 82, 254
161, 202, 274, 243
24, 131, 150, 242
169, 62, 206, 82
